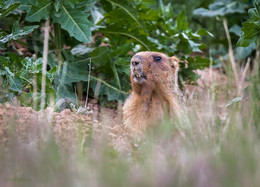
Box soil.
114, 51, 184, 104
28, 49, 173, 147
0, 98, 132, 153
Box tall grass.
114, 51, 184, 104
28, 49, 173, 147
0, 57, 259, 187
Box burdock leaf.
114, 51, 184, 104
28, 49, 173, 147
105, 0, 145, 31
25, 0, 52, 22
53, 5, 92, 43
0, 22, 39, 43
238, 3, 260, 47
193, 0, 247, 17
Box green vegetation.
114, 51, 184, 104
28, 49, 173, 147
0, 0, 217, 107
238, 2, 260, 47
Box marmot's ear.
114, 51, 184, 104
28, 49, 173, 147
170, 56, 179, 69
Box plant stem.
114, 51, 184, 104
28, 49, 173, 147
90, 75, 129, 95
252, 46, 259, 77
85, 58, 91, 108
239, 57, 251, 95
41, 20, 50, 110
33, 75, 37, 110
54, 23, 63, 68
54, 23, 62, 49
74, 86, 79, 109
223, 18, 240, 91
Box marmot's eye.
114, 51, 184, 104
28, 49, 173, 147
154, 56, 161, 62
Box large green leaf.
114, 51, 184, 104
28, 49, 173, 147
193, 0, 247, 17
175, 32, 205, 54
187, 56, 213, 70
71, 44, 94, 55
175, 10, 188, 31
0, 1, 20, 18
238, 3, 260, 47
105, 0, 145, 31
235, 42, 256, 60
19, 0, 35, 5
0, 21, 39, 44
196, 28, 214, 37
179, 67, 200, 83
110, 59, 121, 90
248, 2, 260, 20
229, 25, 242, 37
99, 85, 127, 101
53, 5, 92, 43
25, 0, 52, 22
90, 75, 128, 95
101, 30, 150, 50
3, 0, 19, 7
8, 75, 22, 92
238, 22, 260, 47
57, 61, 90, 83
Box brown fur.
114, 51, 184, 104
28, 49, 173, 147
123, 51, 183, 134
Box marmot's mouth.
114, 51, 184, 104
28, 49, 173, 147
133, 70, 146, 81
134, 69, 142, 78
134, 74, 144, 78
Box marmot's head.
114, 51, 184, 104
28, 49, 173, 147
130, 51, 179, 93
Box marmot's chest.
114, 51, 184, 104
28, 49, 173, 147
135, 94, 167, 122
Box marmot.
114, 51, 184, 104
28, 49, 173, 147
122, 51, 184, 134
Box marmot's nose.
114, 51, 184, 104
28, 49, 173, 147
132, 60, 140, 66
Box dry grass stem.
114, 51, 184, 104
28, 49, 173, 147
40, 20, 50, 110
223, 18, 240, 91
85, 58, 92, 108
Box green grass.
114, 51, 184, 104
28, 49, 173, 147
0, 63, 259, 187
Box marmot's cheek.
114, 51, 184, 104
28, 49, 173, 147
164, 72, 169, 77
